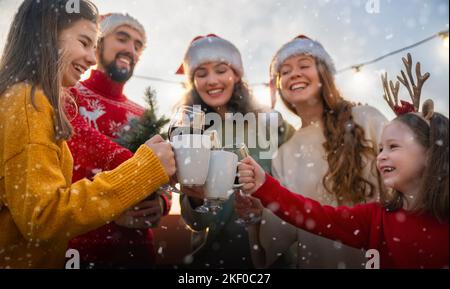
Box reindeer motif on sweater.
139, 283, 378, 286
79, 99, 106, 131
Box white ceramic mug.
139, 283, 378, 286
171, 134, 211, 186
204, 150, 240, 200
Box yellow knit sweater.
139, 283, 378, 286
0, 83, 169, 268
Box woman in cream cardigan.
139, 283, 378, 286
236, 35, 387, 268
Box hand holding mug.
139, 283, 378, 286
181, 185, 205, 199
115, 194, 165, 229
234, 191, 263, 225
238, 156, 266, 195
180, 185, 206, 208
145, 135, 176, 177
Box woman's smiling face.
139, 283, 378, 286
193, 61, 239, 108
278, 54, 322, 107
59, 19, 98, 87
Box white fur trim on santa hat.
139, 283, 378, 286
269, 37, 335, 108
100, 13, 147, 45
183, 36, 244, 79
270, 37, 336, 79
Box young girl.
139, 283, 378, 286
237, 103, 449, 268
176, 34, 294, 268
0, 0, 175, 269
236, 35, 387, 268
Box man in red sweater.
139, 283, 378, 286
67, 13, 171, 268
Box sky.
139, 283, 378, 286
0, 0, 448, 213
1, 0, 448, 124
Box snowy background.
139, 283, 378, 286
1, 0, 448, 214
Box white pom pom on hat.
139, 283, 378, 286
176, 34, 244, 79
99, 13, 147, 45
269, 35, 336, 108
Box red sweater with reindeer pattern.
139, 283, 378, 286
73, 69, 144, 141
66, 69, 171, 268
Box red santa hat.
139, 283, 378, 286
176, 34, 244, 79
269, 35, 336, 108
99, 13, 147, 45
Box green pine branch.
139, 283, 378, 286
115, 86, 169, 153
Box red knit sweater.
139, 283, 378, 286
254, 174, 449, 269
74, 69, 145, 138
66, 70, 171, 268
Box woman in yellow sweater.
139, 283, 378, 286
0, 0, 176, 268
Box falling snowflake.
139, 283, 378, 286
395, 212, 406, 223
183, 254, 193, 264
306, 219, 316, 230
91, 168, 102, 175
267, 202, 280, 212
333, 241, 342, 249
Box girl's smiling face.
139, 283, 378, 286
59, 19, 98, 87
377, 120, 428, 197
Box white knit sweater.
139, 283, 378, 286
249, 105, 388, 268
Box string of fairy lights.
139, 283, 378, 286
133, 29, 449, 87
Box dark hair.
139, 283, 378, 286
0, 0, 98, 140
280, 58, 381, 205
382, 113, 449, 222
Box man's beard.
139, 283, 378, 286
100, 52, 135, 83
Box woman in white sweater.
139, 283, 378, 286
236, 35, 388, 268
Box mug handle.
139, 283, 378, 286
233, 170, 244, 188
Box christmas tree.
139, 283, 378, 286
115, 86, 169, 153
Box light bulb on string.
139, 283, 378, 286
443, 36, 449, 49
352, 65, 363, 73
438, 30, 449, 48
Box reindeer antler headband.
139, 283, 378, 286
381, 53, 434, 121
